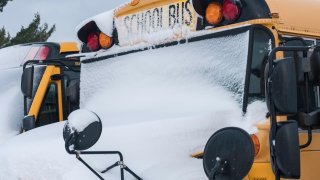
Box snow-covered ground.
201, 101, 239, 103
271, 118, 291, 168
0, 68, 23, 145
0, 30, 268, 179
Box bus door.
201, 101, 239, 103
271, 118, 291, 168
21, 61, 80, 131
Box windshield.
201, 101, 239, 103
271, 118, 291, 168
80, 30, 250, 126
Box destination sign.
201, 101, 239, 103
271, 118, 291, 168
115, 0, 197, 46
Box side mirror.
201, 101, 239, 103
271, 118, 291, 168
274, 121, 300, 178
22, 115, 35, 131
63, 109, 102, 151
203, 127, 254, 180
63, 109, 142, 180
21, 66, 34, 99
265, 57, 298, 114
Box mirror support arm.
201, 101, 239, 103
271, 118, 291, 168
65, 133, 142, 180
267, 46, 313, 179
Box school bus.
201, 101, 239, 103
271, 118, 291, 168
20, 42, 81, 131
74, 0, 320, 179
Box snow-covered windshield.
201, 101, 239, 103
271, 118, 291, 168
80, 31, 250, 126
0, 45, 31, 69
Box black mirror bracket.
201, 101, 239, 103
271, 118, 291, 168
266, 46, 320, 180
208, 157, 228, 180
65, 133, 142, 180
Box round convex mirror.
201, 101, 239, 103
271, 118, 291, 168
203, 127, 254, 180
63, 109, 102, 151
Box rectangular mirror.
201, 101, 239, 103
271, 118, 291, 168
21, 66, 34, 99
266, 57, 298, 115
275, 120, 300, 179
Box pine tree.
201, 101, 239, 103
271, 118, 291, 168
9, 13, 56, 46
0, 13, 56, 48
0, 0, 12, 12
0, 27, 10, 47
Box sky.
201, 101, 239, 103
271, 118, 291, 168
0, 0, 128, 43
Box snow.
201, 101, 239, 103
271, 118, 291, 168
0, 30, 268, 179
80, 24, 251, 61
0, 45, 31, 69
67, 109, 100, 132
0, 68, 23, 145
76, 9, 115, 38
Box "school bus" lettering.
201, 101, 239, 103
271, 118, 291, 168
115, 0, 196, 44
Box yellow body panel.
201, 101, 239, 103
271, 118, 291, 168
248, 163, 274, 180
59, 42, 79, 54
28, 66, 63, 121
266, 0, 320, 38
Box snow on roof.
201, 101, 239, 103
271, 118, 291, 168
67, 109, 99, 132
80, 24, 251, 62
76, 9, 115, 42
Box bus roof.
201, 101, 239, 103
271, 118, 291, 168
266, 0, 320, 38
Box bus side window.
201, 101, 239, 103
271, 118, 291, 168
36, 83, 59, 127
248, 29, 272, 102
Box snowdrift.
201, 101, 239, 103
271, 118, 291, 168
0, 30, 267, 179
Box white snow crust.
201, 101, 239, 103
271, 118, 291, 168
67, 109, 99, 132
0, 30, 268, 180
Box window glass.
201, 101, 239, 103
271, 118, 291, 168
36, 83, 59, 127
248, 29, 272, 101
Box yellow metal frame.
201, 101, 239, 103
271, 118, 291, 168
59, 42, 79, 54
28, 66, 64, 122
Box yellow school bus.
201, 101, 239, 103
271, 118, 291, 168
18, 42, 81, 131
75, 0, 320, 179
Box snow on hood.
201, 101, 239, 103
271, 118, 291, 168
76, 9, 115, 42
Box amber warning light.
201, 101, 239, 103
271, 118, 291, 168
87, 32, 113, 52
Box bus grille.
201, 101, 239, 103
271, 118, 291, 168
252, 178, 267, 180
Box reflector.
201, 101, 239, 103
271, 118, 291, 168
251, 134, 260, 157
222, 0, 240, 21
87, 32, 101, 52
206, 2, 223, 25
35, 46, 50, 60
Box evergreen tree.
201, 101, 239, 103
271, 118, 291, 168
0, 27, 10, 47
0, 0, 56, 48
0, 0, 12, 12
8, 13, 56, 46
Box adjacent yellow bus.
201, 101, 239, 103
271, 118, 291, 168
75, 0, 320, 179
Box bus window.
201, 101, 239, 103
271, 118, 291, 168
36, 83, 59, 127
248, 29, 273, 102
